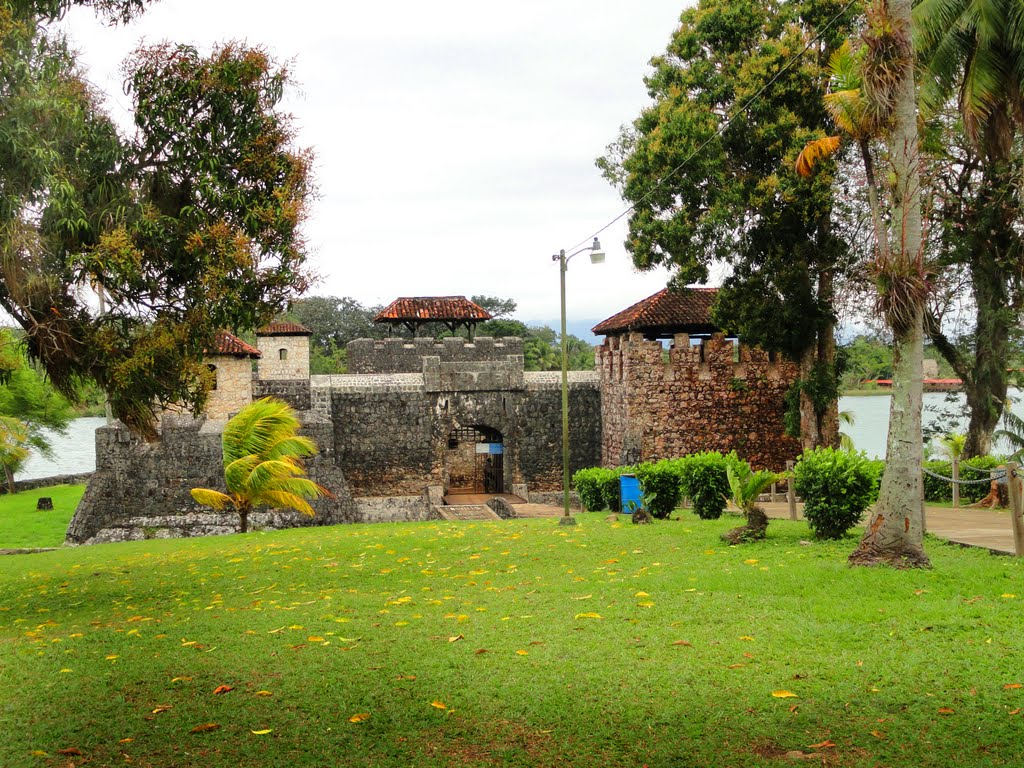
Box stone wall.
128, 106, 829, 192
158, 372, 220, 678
597, 333, 800, 470
331, 371, 601, 498
257, 335, 310, 380
347, 336, 524, 374
253, 378, 312, 411
66, 413, 360, 545
206, 356, 253, 419
2, 472, 94, 494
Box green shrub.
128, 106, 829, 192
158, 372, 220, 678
572, 467, 609, 511
794, 447, 876, 539
678, 451, 746, 520
599, 467, 630, 512
923, 460, 953, 502
635, 460, 684, 519
865, 459, 885, 503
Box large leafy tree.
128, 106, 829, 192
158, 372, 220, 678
0, 1, 312, 439
599, 0, 861, 451
191, 397, 329, 533
914, 0, 1024, 457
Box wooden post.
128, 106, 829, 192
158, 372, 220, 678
786, 460, 797, 520
951, 455, 960, 510
770, 482, 778, 503
1006, 462, 1024, 557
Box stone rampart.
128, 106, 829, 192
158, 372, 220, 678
597, 332, 799, 470
253, 378, 312, 411
347, 336, 524, 374
65, 413, 360, 545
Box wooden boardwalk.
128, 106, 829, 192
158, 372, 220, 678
761, 501, 1017, 555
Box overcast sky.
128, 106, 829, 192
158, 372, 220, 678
60, 1, 695, 334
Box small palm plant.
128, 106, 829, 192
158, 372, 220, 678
191, 398, 331, 533
839, 410, 856, 452
938, 432, 967, 508
0, 416, 30, 494
721, 463, 788, 544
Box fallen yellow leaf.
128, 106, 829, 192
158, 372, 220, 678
190, 723, 220, 733
938, 707, 955, 715
431, 700, 448, 710
349, 713, 370, 723
307, 636, 325, 643
739, 636, 754, 641
1004, 683, 1023, 689
254, 690, 273, 696
250, 729, 273, 735
807, 740, 835, 748
516, 649, 529, 656
635, 591, 650, 597
772, 690, 799, 698
448, 634, 464, 643
212, 685, 233, 695
574, 612, 603, 619
152, 705, 172, 714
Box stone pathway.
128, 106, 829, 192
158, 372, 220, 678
761, 501, 1018, 555
436, 505, 500, 521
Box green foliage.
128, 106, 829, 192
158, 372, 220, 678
571, 467, 611, 511
286, 296, 386, 356
0, 6, 313, 438
678, 451, 746, 520
922, 460, 953, 502
726, 464, 786, 514
191, 398, 329, 532
793, 447, 877, 539
600, 0, 859, 366
841, 335, 893, 388
961, 456, 1005, 503
0, 415, 30, 492
599, 467, 630, 513
0, 329, 73, 467
634, 460, 685, 519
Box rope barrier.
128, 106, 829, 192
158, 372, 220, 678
922, 467, 1006, 485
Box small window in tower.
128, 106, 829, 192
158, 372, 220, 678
279, 348, 288, 360
207, 364, 218, 391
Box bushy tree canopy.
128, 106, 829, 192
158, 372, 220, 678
0, 1, 313, 438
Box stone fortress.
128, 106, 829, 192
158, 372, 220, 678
65, 291, 799, 545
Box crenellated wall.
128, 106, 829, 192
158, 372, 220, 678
347, 336, 524, 374
597, 332, 800, 470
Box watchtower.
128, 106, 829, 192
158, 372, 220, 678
205, 331, 261, 419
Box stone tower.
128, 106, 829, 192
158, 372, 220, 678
256, 322, 312, 380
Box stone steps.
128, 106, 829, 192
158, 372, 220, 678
435, 505, 501, 521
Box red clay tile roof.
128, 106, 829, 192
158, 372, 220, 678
211, 330, 262, 358
374, 296, 492, 323
257, 321, 312, 336
592, 287, 719, 336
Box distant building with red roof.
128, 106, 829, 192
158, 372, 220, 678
374, 296, 492, 339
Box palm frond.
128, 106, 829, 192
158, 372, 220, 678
190, 488, 235, 511
795, 135, 842, 177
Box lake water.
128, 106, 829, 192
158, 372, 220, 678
13, 390, 1018, 480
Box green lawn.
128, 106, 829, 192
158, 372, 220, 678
1, 513, 1022, 767
0, 484, 84, 549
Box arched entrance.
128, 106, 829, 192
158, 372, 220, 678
445, 425, 504, 496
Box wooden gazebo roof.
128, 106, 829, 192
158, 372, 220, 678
592, 287, 720, 338
374, 296, 492, 338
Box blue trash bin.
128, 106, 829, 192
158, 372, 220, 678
619, 474, 642, 513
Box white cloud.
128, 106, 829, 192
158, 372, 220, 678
60, 0, 696, 331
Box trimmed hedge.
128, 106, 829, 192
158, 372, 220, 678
635, 460, 685, 519
794, 447, 877, 539
572, 467, 612, 511
678, 451, 746, 520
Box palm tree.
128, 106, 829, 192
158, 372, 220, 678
191, 398, 331, 533
915, 0, 1024, 457
721, 463, 787, 544
0, 416, 30, 494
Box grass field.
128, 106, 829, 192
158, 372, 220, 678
1, 512, 1022, 767
0, 484, 85, 549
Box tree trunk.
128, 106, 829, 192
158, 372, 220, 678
849, 0, 930, 568
239, 506, 250, 534
963, 170, 1012, 458
3, 465, 15, 495
798, 346, 820, 451
817, 268, 840, 449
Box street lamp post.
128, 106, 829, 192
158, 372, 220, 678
552, 237, 605, 526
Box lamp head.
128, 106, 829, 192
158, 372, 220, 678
589, 237, 605, 265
